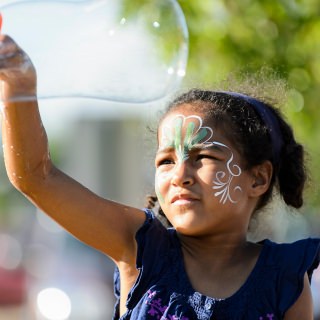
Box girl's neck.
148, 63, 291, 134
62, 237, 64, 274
178, 231, 249, 259
178, 233, 262, 299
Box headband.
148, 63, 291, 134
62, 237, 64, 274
223, 92, 283, 164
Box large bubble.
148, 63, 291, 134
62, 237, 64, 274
0, 0, 189, 103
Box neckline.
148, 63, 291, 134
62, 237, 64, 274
173, 231, 268, 303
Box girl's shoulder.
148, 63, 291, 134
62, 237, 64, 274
258, 237, 320, 315
260, 237, 320, 277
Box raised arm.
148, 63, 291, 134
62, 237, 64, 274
0, 35, 145, 263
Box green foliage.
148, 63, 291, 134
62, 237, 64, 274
178, 0, 320, 208
119, 0, 188, 68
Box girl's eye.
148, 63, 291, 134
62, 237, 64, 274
196, 154, 215, 161
161, 159, 174, 165
157, 158, 174, 166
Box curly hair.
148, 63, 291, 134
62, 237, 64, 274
146, 88, 307, 225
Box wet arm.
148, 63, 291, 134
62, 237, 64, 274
0, 35, 146, 262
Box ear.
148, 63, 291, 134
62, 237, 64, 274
248, 161, 273, 198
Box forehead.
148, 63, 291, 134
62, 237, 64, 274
157, 105, 245, 165
157, 109, 230, 147
159, 108, 212, 134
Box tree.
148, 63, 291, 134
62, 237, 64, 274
179, 0, 320, 209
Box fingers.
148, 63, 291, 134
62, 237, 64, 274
0, 35, 36, 101
0, 35, 28, 70
0, 35, 20, 56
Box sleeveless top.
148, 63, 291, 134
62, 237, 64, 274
113, 209, 320, 320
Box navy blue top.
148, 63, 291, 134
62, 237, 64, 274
113, 209, 320, 320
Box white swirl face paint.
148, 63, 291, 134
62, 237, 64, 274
156, 114, 243, 205
210, 141, 242, 204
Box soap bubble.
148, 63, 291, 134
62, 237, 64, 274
0, 0, 189, 103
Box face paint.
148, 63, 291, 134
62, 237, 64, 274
155, 171, 169, 204
159, 115, 213, 163
211, 141, 242, 204
156, 114, 213, 204
156, 114, 243, 205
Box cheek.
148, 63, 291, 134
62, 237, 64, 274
155, 170, 174, 203
211, 162, 243, 204
155, 170, 173, 185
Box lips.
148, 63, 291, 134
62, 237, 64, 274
171, 193, 199, 205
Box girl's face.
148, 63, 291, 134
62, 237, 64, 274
155, 107, 255, 236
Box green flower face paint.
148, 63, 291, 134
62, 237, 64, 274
159, 114, 214, 162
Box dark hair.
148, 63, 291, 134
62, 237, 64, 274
146, 88, 307, 222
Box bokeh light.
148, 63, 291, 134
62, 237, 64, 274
37, 287, 72, 320
0, 233, 22, 270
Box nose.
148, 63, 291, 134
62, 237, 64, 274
171, 161, 194, 187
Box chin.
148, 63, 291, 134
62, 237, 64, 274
171, 218, 199, 235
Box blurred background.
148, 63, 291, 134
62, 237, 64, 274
0, 0, 320, 319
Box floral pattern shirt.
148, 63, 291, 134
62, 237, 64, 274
112, 209, 320, 320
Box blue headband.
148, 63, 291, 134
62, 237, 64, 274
223, 92, 283, 164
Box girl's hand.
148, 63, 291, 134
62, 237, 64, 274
0, 35, 36, 101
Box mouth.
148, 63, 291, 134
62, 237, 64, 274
172, 199, 197, 206
171, 193, 199, 205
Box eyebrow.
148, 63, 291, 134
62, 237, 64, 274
191, 143, 228, 154
156, 142, 228, 155
156, 146, 175, 156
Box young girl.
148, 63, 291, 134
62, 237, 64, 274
0, 35, 319, 320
